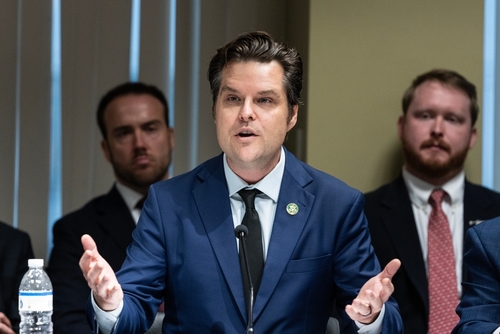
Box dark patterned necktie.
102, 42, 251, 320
135, 197, 146, 210
238, 189, 264, 306
427, 189, 459, 333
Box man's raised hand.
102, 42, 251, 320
346, 259, 401, 324
79, 234, 123, 311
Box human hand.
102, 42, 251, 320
79, 234, 123, 311
0, 312, 14, 334
345, 258, 401, 324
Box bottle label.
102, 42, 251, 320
19, 291, 53, 311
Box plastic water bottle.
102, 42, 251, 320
18, 259, 53, 334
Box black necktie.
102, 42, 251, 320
238, 189, 264, 305
135, 197, 146, 210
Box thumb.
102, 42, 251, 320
380, 258, 401, 280
81, 234, 98, 255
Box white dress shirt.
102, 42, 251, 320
223, 148, 285, 261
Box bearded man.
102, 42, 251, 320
47, 82, 174, 333
364, 69, 500, 334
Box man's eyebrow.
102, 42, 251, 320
219, 86, 281, 98
219, 85, 238, 94
111, 119, 162, 132
111, 124, 132, 134
258, 89, 281, 98
142, 119, 163, 126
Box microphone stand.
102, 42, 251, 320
235, 225, 255, 333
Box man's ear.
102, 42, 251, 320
468, 127, 477, 150
168, 128, 175, 150
397, 115, 405, 140
287, 105, 299, 131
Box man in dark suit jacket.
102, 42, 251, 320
365, 69, 500, 334
0, 221, 34, 333
453, 217, 500, 333
46, 82, 174, 333
79, 31, 403, 333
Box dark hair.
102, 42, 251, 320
402, 69, 479, 126
207, 31, 302, 120
97, 82, 169, 139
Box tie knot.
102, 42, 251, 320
429, 189, 446, 208
135, 197, 146, 210
238, 189, 261, 209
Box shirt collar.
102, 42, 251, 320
402, 168, 465, 208
223, 147, 285, 203
114, 181, 144, 211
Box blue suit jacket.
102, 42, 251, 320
453, 217, 500, 333
90, 149, 402, 333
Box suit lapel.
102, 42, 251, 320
96, 186, 136, 252
380, 176, 428, 308
192, 157, 247, 319
252, 151, 314, 319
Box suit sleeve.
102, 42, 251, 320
332, 192, 403, 333
453, 225, 500, 333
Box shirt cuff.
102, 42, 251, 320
91, 293, 123, 334
355, 304, 385, 334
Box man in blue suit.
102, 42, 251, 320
453, 217, 500, 333
79, 31, 403, 333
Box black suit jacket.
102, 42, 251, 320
47, 185, 136, 334
364, 175, 500, 334
0, 221, 34, 332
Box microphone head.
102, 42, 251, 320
234, 224, 248, 238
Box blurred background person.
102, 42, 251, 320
364, 69, 500, 334
47, 82, 174, 333
0, 221, 34, 333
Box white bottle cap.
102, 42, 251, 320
28, 259, 44, 268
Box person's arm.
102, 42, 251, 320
453, 226, 500, 333
0, 312, 15, 334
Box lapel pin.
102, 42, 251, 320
286, 203, 299, 215
469, 220, 483, 226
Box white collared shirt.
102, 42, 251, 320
223, 147, 285, 261
402, 168, 465, 295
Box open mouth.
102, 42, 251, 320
238, 130, 255, 138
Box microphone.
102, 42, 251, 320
234, 225, 255, 333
